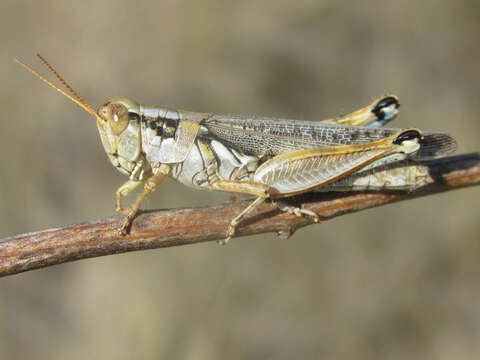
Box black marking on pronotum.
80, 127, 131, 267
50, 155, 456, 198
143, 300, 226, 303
149, 121, 157, 130
129, 112, 140, 122
164, 118, 177, 128
371, 96, 399, 120
162, 118, 177, 138
393, 130, 422, 145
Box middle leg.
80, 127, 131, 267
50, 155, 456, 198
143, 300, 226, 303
208, 180, 271, 244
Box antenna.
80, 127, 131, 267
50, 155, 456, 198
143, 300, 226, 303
14, 54, 99, 120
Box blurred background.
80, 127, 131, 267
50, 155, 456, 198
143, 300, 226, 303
0, 0, 479, 359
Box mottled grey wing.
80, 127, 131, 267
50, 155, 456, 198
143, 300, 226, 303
203, 114, 456, 160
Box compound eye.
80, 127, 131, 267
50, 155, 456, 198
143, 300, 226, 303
107, 103, 129, 135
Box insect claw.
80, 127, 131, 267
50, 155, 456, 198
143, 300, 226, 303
218, 226, 235, 245
118, 206, 137, 235
119, 226, 129, 236
273, 200, 320, 223
277, 229, 293, 240
119, 218, 131, 235
301, 208, 320, 223
217, 238, 229, 246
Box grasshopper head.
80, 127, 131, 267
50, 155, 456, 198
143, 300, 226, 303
96, 98, 144, 163
95, 98, 149, 179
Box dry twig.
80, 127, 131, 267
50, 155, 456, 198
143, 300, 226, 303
1, 153, 479, 277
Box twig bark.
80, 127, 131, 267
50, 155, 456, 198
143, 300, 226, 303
1, 153, 479, 277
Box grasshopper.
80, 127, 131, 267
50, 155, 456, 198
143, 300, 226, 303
16, 54, 456, 244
